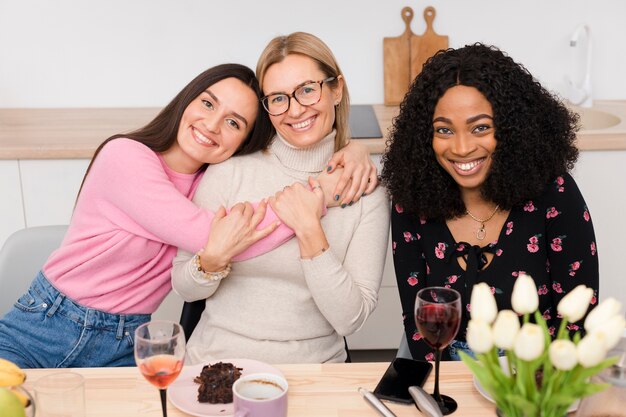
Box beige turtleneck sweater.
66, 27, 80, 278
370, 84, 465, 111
171, 132, 390, 364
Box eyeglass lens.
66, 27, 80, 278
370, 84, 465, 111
263, 77, 336, 116
264, 82, 321, 115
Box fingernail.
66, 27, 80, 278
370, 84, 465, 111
348, 202, 353, 206
341, 204, 346, 209
334, 195, 340, 201
327, 165, 332, 172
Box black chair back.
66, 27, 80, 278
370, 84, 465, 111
179, 300, 205, 341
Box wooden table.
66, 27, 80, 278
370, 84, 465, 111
23, 361, 495, 416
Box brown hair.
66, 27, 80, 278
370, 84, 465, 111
256, 32, 350, 152
78, 63, 273, 196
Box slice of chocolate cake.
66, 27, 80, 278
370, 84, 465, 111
194, 362, 243, 404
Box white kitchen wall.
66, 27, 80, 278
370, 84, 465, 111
0, 0, 625, 108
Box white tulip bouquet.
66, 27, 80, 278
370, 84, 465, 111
460, 275, 626, 417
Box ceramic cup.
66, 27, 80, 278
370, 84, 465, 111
232, 372, 288, 417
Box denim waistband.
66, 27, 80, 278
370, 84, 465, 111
33, 271, 151, 338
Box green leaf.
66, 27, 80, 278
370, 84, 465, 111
577, 356, 619, 380
547, 393, 576, 407
460, 352, 501, 399
505, 393, 538, 416
578, 382, 611, 397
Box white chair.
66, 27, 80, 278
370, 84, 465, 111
396, 333, 412, 359
0, 225, 68, 313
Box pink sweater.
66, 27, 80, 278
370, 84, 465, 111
43, 139, 292, 314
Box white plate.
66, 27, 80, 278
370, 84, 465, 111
168, 358, 284, 417
472, 356, 579, 413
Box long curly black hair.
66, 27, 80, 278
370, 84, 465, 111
381, 43, 579, 220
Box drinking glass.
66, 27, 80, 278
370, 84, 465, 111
415, 287, 461, 415
134, 320, 186, 417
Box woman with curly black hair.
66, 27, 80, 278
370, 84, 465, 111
381, 43, 599, 361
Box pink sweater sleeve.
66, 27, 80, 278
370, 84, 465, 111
92, 139, 293, 258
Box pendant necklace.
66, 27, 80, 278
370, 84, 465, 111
466, 204, 500, 240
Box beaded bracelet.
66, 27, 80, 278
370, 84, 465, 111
192, 253, 232, 281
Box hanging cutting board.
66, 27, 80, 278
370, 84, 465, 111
383, 7, 415, 105
410, 6, 449, 80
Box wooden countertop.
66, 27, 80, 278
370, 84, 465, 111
23, 361, 495, 417
1, 102, 625, 159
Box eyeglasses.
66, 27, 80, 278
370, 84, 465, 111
261, 76, 337, 116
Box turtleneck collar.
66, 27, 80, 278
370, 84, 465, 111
270, 130, 336, 175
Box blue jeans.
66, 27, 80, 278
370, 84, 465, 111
448, 340, 505, 360
448, 340, 475, 360
0, 271, 150, 368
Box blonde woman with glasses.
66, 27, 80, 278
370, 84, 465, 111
172, 32, 389, 364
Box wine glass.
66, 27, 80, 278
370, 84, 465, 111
415, 287, 461, 415
134, 320, 186, 417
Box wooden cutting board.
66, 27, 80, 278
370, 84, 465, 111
410, 6, 449, 80
383, 7, 414, 105
383, 6, 448, 105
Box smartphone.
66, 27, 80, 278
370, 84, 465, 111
373, 357, 433, 404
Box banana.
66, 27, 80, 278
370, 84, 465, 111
0, 358, 26, 387
8, 387, 31, 407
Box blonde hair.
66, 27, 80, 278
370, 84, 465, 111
256, 32, 350, 151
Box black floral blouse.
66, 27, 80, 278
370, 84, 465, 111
391, 173, 599, 361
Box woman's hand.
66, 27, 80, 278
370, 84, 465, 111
199, 201, 279, 272
269, 178, 324, 232
269, 178, 329, 258
317, 166, 350, 208
326, 140, 378, 205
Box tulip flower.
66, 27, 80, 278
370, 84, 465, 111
514, 323, 544, 361
511, 274, 538, 314
492, 310, 520, 350
549, 339, 578, 371
557, 285, 594, 323
470, 283, 498, 324
590, 315, 626, 351
584, 297, 623, 332
577, 332, 608, 368
466, 320, 494, 354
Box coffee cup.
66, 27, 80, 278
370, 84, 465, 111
232, 372, 288, 417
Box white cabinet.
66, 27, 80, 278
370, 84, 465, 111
19, 159, 90, 226
572, 151, 626, 307
0, 160, 25, 246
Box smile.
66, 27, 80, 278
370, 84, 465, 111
289, 115, 316, 130
192, 127, 216, 146
452, 158, 485, 173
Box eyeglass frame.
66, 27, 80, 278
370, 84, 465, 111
260, 76, 338, 116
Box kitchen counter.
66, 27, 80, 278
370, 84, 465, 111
1, 101, 625, 159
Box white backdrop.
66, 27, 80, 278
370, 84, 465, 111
1, 0, 625, 108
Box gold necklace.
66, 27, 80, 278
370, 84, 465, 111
466, 205, 500, 240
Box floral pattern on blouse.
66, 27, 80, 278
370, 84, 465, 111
391, 173, 599, 361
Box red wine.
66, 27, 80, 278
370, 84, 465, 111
139, 354, 183, 389
415, 304, 461, 349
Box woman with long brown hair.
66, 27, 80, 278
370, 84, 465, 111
0, 63, 377, 368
